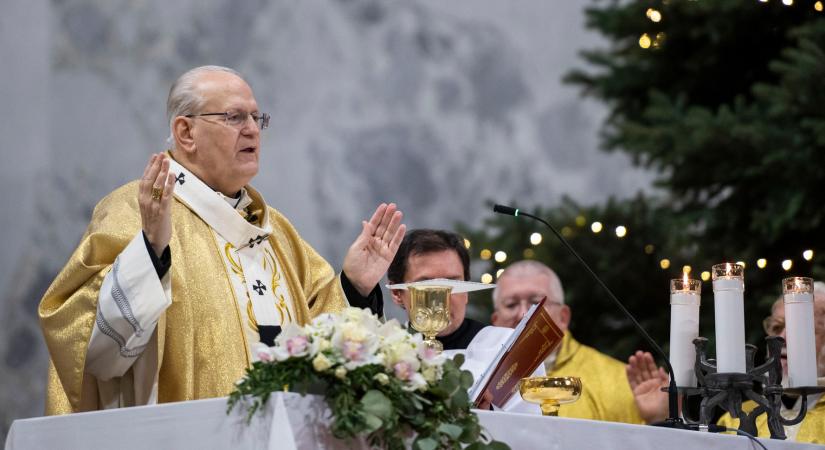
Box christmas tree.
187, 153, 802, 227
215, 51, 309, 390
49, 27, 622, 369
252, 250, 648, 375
463, 0, 825, 359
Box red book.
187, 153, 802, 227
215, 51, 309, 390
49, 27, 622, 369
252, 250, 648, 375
471, 297, 564, 408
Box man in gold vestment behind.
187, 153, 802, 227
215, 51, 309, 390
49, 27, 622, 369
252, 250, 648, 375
491, 260, 644, 424
39, 66, 405, 414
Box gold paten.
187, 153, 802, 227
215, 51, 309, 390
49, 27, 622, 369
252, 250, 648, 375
519, 376, 582, 416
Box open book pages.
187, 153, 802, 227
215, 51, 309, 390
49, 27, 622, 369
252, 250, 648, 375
469, 297, 564, 408
385, 278, 496, 294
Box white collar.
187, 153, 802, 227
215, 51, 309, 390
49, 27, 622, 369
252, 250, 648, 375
168, 158, 271, 249
218, 188, 253, 212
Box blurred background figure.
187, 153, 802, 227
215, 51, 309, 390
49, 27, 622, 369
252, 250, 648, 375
389, 229, 486, 350
492, 261, 643, 424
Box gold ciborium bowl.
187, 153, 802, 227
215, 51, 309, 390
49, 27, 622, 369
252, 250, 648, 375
408, 285, 452, 352
518, 376, 582, 416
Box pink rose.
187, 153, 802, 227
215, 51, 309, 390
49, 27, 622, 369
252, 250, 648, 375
342, 340, 366, 361
393, 361, 412, 381
286, 335, 309, 356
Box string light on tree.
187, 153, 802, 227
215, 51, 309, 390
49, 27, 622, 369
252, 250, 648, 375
644, 244, 655, 254
561, 226, 573, 238
660, 258, 671, 269
736, 261, 746, 269
803, 249, 814, 261
496, 269, 504, 278
639, 33, 652, 49
816, 1, 824, 11
783, 0, 793, 5
757, 258, 767, 269
463, 238, 471, 249
530, 232, 543, 245
701, 271, 711, 281
591, 221, 603, 233
615, 225, 627, 238
523, 248, 535, 259
481, 273, 493, 284
653, 32, 667, 49
646, 8, 662, 22
782, 259, 793, 271
480, 249, 492, 260
575, 215, 587, 227
494, 251, 507, 263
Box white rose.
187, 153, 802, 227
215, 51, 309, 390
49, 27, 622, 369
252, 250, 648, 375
312, 353, 333, 372
421, 365, 440, 383
373, 373, 390, 385
334, 366, 348, 379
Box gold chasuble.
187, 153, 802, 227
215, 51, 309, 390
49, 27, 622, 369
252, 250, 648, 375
39, 159, 347, 414
546, 332, 644, 424
717, 386, 825, 443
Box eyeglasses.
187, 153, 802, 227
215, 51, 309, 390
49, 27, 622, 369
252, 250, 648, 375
185, 111, 270, 130
500, 295, 563, 309
762, 316, 785, 336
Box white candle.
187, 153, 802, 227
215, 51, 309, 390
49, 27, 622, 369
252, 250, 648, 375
670, 275, 701, 387
783, 277, 817, 387
712, 263, 746, 373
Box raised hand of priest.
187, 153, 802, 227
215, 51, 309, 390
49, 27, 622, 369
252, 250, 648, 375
342, 203, 406, 296
626, 350, 670, 424
139, 153, 177, 256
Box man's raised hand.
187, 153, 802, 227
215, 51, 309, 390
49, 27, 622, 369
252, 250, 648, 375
139, 153, 177, 256
342, 203, 406, 296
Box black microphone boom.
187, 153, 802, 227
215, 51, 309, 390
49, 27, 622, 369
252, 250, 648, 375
493, 203, 685, 429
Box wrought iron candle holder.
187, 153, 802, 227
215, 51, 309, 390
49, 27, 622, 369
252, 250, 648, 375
676, 336, 824, 439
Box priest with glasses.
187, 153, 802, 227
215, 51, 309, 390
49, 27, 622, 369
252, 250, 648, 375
39, 65, 405, 414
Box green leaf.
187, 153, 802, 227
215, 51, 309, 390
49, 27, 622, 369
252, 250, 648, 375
437, 423, 464, 439
486, 440, 512, 450
460, 370, 475, 390
359, 412, 383, 433
452, 353, 466, 367
413, 436, 439, 450
360, 390, 393, 420
459, 420, 481, 442
449, 389, 470, 410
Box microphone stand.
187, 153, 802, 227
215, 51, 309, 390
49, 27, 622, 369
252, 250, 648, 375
493, 204, 686, 429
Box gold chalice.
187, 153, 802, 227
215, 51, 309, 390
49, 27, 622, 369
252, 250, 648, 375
408, 285, 452, 353
519, 376, 582, 416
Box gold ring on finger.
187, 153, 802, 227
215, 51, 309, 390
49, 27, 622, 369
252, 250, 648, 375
151, 186, 163, 201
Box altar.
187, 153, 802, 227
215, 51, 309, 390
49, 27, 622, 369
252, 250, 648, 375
5, 393, 823, 449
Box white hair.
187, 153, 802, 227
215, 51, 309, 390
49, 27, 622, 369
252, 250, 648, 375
492, 260, 565, 308
165, 65, 243, 143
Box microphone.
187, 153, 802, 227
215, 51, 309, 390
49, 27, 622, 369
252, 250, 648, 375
493, 203, 686, 429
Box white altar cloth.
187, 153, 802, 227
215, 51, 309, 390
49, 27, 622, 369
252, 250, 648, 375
6, 393, 823, 450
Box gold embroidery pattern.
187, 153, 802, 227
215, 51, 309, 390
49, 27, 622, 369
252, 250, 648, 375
264, 248, 293, 324
225, 242, 259, 332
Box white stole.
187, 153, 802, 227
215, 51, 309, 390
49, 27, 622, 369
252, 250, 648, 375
168, 159, 296, 350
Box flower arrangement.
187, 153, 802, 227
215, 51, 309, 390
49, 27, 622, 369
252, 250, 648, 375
227, 307, 509, 450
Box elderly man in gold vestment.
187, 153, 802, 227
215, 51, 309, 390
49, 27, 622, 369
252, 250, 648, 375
39, 65, 405, 414
630, 282, 825, 443
491, 260, 644, 424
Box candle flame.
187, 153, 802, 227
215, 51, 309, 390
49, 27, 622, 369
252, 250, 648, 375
683, 272, 689, 286
795, 277, 803, 290
725, 262, 732, 275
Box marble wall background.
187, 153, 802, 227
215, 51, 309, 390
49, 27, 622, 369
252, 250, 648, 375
0, 0, 653, 441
